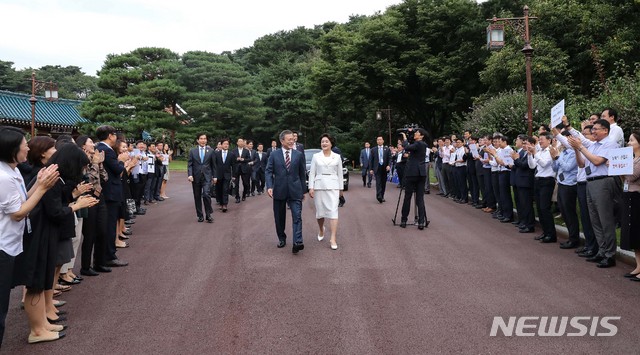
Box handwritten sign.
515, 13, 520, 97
500, 148, 514, 166
550, 99, 565, 129
608, 147, 634, 176
469, 143, 479, 159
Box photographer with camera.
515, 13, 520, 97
399, 128, 429, 229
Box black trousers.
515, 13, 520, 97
82, 196, 107, 269
215, 177, 231, 205
192, 178, 213, 218
517, 186, 535, 229
491, 171, 501, 213
476, 163, 486, 205
577, 182, 598, 252
234, 172, 251, 198
454, 166, 468, 201
498, 172, 513, 219
557, 184, 579, 243
105, 200, 120, 261
396, 164, 406, 187
512, 186, 520, 221
468, 165, 479, 204
401, 176, 426, 224
442, 164, 454, 196
535, 177, 556, 237
483, 168, 496, 208
374, 168, 388, 199
133, 174, 147, 208
0, 251, 15, 348
255, 170, 265, 193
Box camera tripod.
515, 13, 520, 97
392, 183, 430, 228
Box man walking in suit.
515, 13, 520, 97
369, 136, 391, 203
293, 132, 304, 153
246, 140, 257, 196
95, 125, 128, 268
253, 142, 267, 195
233, 138, 251, 203
187, 133, 216, 223
266, 130, 308, 254
214, 138, 235, 212
360, 142, 373, 187
399, 129, 429, 229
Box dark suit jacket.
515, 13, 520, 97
369, 145, 391, 174
513, 150, 534, 188
294, 142, 304, 153
253, 151, 268, 172
96, 141, 124, 202
402, 140, 428, 177
360, 148, 372, 169
187, 146, 216, 184
233, 148, 251, 175
213, 150, 235, 180
265, 148, 307, 200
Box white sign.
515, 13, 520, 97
550, 99, 565, 129
608, 147, 634, 176
469, 143, 479, 158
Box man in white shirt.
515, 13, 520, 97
601, 108, 624, 148
441, 137, 455, 198
528, 132, 557, 243
452, 138, 468, 203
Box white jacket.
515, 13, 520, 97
308, 151, 344, 190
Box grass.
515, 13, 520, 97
169, 160, 187, 172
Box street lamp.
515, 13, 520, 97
29, 71, 59, 136
376, 107, 392, 145
487, 5, 537, 137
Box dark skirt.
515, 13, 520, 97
620, 191, 640, 251
56, 238, 73, 265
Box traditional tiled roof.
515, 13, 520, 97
0, 90, 88, 129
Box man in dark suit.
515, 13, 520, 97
369, 136, 391, 203
514, 137, 536, 233
360, 142, 373, 187
187, 133, 216, 223
214, 138, 235, 212
399, 129, 428, 229
95, 125, 128, 268
292, 132, 304, 153
233, 138, 251, 203
246, 140, 257, 196
266, 129, 307, 254
252, 142, 268, 195
266, 140, 278, 158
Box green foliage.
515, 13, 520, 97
589, 62, 640, 132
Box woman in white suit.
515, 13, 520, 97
308, 134, 344, 250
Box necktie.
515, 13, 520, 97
223, 150, 227, 163
366, 148, 369, 159
285, 150, 291, 170
379, 147, 383, 165
200, 147, 204, 163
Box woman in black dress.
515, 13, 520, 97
621, 131, 640, 282
13, 144, 97, 341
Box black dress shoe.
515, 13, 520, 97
80, 268, 99, 276
206, 216, 213, 223
511, 220, 520, 225
630, 277, 640, 282
519, 227, 535, 233
596, 257, 616, 268
400, 221, 407, 228
122, 229, 132, 236
292, 243, 304, 254
47, 316, 67, 324
242, 196, 246, 201
198, 217, 204, 223
222, 206, 228, 212
540, 236, 557, 243
575, 246, 587, 254
58, 278, 80, 286
586, 255, 605, 263
125, 219, 135, 225
93, 265, 112, 273
578, 250, 597, 258
559, 241, 579, 249
425, 191, 430, 194
235, 197, 241, 203
623, 272, 640, 278
534, 234, 546, 241
277, 241, 286, 248
377, 197, 383, 203
418, 223, 425, 230
500, 218, 514, 223
105, 259, 128, 267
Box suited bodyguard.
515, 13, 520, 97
360, 142, 373, 187
187, 133, 216, 223
266, 129, 308, 254
399, 129, 429, 229
213, 138, 235, 212
369, 136, 391, 203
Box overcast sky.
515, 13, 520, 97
0, 0, 414, 76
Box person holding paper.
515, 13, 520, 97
620, 131, 640, 282
567, 119, 621, 268
528, 132, 557, 243
551, 134, 580, 249
490, 136, 514, 223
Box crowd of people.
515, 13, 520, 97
413, 108, 638, 280
0, 125, 173, 346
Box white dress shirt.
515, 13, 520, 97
528, 147, 555, 177
608, 123, 625, 148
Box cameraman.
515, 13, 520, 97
399, 128, 428, 229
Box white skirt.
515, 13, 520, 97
314, 189, 339, 219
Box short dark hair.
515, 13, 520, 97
135, 140, 145, 145
320, 133, 335, 147
594, 119, 610, 132
47, 144, 89, 183
55, 134, 74, 150
539, 132, 553, 141
539, 124, 550, 132
455, 138, 463, 143
602, 108, 618, 122
196, 133, 207, 141
27, 136, 56, 166
246, 139, 254, 145
526, 137, 537, 145
220, 138, 230, 145
75, 135, 91, 149
583, 125, 594, 131
517, 134, 528, 141
96, 125, 116, 141
0, 126, 25, 163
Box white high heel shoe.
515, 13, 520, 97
330, 242, 338, 250
317, 227, 325, 241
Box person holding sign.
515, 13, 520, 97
620, 131, 640, 282
567, 119, 621, 268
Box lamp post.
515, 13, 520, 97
487, 5, 537, 137
29, 71, 59, 136
376, 107, 392, 145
